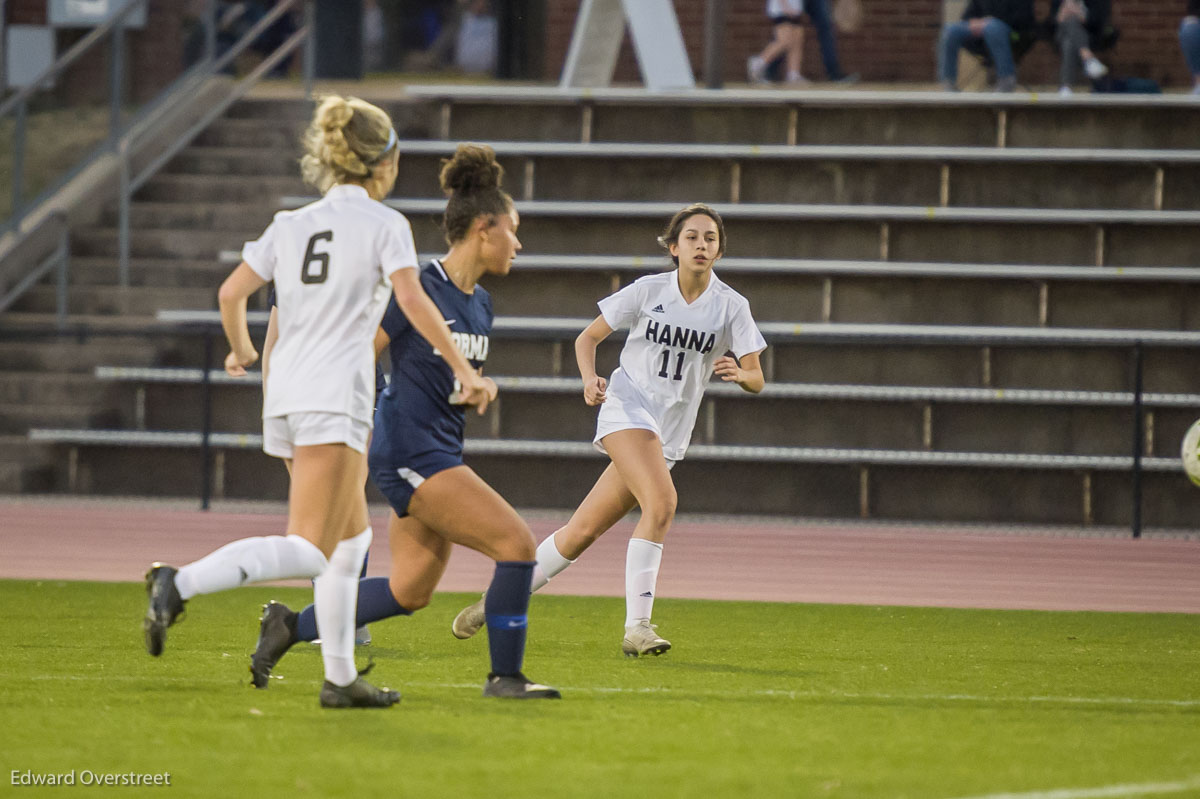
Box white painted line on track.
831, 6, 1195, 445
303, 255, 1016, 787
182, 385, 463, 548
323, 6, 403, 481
11, 673, 1200, 710
945, 775, 1200, 799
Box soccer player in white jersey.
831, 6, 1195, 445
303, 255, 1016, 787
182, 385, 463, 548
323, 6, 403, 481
453, 203, 767, 656
141, 95, 489, 708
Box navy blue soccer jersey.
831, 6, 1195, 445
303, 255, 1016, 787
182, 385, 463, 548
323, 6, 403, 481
371, 260, 493, 461
268, 283, 387, 400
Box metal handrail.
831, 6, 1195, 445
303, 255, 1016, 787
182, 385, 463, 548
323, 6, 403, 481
115, 0, 313, 285
0, 0, 146, 119
1, 0, 315, 318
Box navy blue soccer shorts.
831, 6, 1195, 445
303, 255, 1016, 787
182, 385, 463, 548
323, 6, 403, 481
369, 448, 463, 518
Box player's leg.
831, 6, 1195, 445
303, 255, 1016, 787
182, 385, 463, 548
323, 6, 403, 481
602, 428, 677, 657
451, 463, 636, 640
251, 511, 449, 688
301, 511, 452, 633
303, 445, 384, 702
409, 466, 559, 698
143, 441, 352, 658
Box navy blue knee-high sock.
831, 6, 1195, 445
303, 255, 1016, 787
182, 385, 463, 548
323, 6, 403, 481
299, 552, 372, 638
294, 577, 411, 642
485, 561, 534, 677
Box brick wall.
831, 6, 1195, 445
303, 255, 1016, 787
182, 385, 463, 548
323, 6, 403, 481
545, 0, 1194, 88
8, 1, 187, 102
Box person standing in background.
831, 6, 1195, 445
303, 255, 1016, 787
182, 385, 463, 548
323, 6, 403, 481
1181, 1, 1200, 94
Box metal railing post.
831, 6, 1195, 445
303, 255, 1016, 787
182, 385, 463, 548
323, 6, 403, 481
200, 331, 214, 511
12, 99, 26, 229
704, 0, 726, 89
117, 143, 131, 288
1130, 341, 1144, 539
204, 0, 218, 66
55, 225, 70, 331
109, 23, 126, 146
0, 0, 8, 93
303, 0, 316, 100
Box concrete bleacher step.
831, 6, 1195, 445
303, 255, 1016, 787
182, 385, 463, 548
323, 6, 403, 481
136, 174, 305, 204
410, 86, 1200, 149
156, 144, 1200, 211
101, 203, 275, 232
74, 228, 256, 260
161, 136, 1200, 211
0, 403, 116, 434
0, 372, 104, 404
67, 258, 233, 289
164, 147, 302, 177
11, 286, 217, 316
272, 197, 1200, 267
192, 117, 307, 149
480, 267, 1200, 329
0, 436, 55, 492
0, 338, 162, 372
222, 97, 434, 136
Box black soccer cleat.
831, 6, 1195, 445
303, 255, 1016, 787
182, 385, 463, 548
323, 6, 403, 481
143, 563, 186, 657
318, 676, 401, 709
482, 672, 562, 699
249, 600, 299, 689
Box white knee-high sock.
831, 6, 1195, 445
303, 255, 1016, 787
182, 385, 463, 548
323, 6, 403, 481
314, 527, 372, 687
625, 538, 664, 628
174, 535, 327, 600
530, 531, 574, 593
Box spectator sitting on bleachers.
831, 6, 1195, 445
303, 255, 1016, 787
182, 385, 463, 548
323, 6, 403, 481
1181, 1, 1200, 94
937, 0, 1036, 92
1050, 0, 1112, 95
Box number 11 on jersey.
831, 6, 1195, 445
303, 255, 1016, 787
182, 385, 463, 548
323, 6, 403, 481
658, 349, 684, 381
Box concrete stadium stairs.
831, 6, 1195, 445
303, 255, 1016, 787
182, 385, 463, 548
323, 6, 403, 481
4, 89, 1200, 529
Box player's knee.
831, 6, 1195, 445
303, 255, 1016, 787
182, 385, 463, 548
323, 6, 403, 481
492, 524, 536, 562
389, 580, 433, 612
642, 492, 677, 530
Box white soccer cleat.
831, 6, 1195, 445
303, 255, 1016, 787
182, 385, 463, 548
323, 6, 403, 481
451, 594, 487, 640
622, 620, 672, 658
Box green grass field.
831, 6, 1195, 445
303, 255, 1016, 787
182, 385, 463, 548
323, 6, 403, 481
1, 579, 1197, 798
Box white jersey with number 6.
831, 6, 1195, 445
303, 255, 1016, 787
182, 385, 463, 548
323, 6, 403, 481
595, 270, 767, 461
242, 184, 418, 423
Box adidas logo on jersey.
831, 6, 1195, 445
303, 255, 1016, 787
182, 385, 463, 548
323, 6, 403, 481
651, 304, 664, 313
644, 319, 716, 354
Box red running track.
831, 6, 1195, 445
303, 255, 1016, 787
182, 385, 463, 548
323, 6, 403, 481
2, 498, 1197, 613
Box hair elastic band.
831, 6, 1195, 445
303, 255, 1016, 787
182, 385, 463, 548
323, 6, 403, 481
380, 128, 398, 157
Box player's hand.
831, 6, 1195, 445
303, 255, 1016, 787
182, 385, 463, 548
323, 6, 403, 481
481, 376, 499, 403
713, 356, 742, 384
456, 371, 492, 415
224, 347, 258, 377
583, 375, 607, 406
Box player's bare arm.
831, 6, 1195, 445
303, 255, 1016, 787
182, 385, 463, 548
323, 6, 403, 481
713, 350, 765, 394
217, 261, 267, 376
390, 267, 491, 414
576, 315, 613, 405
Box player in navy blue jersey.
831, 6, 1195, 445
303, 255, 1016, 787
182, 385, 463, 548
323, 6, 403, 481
250, 144, 559, 700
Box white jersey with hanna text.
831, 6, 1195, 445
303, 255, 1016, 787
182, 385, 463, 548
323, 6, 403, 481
596, 270, 767, 461
242, 184, 418, 423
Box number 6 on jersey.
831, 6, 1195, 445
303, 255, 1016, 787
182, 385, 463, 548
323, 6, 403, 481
301, 230, 333, 284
